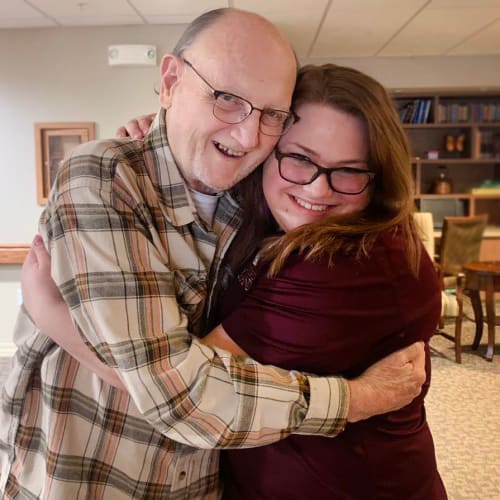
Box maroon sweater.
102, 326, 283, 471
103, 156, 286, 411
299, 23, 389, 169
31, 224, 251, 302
219, 231, 446, 500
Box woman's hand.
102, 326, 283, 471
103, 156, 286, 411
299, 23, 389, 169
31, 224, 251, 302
115, 113, 155, 139
22, 235, 64, 324
21, 236, 126, 390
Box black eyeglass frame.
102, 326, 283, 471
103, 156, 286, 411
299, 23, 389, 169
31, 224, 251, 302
274, 148, 375, 195
182, 58, 297, 136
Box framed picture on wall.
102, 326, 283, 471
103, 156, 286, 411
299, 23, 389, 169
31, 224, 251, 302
35, 122, 96, 205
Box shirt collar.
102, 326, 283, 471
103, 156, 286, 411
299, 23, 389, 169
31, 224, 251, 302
143, 109, 241, 230
142, 109, 198, 227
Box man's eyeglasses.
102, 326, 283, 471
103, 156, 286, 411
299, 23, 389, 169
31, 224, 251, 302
183, 59, 296, 136
274, 148, 375, 195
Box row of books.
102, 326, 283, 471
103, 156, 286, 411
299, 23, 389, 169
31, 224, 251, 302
476, 130, 500, 159
436, 102, 500, 123
398, 99, 432, 124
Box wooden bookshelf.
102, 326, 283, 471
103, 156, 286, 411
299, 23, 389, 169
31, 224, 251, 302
392, 88, 500, 256
391, 87, 500, 219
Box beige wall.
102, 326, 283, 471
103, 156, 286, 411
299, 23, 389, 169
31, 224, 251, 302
1, 25, 500, 351
0, 25, 183, 351
309, 54, 500, 90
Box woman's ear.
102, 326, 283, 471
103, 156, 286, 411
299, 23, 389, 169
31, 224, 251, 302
159, 55, 182, 109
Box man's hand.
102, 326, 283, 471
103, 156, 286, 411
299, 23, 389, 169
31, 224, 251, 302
115, 113, 155, 139
347, 341, 426, 422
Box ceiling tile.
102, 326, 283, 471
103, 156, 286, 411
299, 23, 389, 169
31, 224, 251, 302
379, 7, 500, 56
57, 16, 144, 27
236, 0, 329, 57
429, 0, 500, 7
29, 0, 143, 25
311, 1, 428, 58
0, 0, 57, 28
327, 0, 427, 7
235, 0, 327, 12
130, 0, 226, 23
1, 0, 500, 59
449, 16, 500, 55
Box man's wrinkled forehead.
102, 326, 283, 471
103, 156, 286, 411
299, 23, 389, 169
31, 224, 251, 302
187, 13, 295, 73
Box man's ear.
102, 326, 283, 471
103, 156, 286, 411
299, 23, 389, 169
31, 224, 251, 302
159, 55, 182, 109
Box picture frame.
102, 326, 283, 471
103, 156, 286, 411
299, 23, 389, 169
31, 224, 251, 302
35, 122, 96, 205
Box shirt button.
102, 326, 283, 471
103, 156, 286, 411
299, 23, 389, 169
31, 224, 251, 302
179, 471, 187, 480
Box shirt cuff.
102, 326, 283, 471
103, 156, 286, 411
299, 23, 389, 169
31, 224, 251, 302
295, 375, 349, 436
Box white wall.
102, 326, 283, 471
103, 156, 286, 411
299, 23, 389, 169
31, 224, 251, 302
0, 266, 22, 355
0, 25, 183, 351
1, 25, 500, 351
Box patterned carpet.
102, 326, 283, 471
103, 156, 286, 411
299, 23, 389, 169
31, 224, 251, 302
0, 304, 498, 499
427, 303, 500, 500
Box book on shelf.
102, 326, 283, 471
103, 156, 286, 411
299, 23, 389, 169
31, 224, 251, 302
437, 102, 470, 123
422, 99, 432, 123
479, 130, 495, 158
470, 102, 500, 122
397, 98, 432, 124
471, 180, 500, 194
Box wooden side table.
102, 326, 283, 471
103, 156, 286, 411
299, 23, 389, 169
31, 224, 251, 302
463, 261, 500, 361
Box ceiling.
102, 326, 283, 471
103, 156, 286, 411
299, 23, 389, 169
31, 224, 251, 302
2, 0, 500, 59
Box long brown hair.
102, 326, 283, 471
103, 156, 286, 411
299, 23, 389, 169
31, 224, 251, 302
228, 64, 420, 277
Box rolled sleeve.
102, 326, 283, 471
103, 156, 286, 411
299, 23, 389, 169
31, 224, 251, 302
296, 375, 349, 436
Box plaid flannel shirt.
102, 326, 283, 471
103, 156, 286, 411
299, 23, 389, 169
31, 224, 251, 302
0, 110, 348, 499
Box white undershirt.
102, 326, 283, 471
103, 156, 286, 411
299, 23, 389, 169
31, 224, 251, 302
190, 188, 223, 228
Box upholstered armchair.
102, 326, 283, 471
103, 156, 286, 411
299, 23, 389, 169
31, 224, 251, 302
414, 213, 488, 362
434, 214, 489, 362
436, 214, 488, 291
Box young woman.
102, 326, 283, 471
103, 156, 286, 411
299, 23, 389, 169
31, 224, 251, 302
201, 64, 446, 499
22, 64, 446, 499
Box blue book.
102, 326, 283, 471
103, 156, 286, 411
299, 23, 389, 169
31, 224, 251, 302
422, 99, 432, 123
412, 99, 423, 124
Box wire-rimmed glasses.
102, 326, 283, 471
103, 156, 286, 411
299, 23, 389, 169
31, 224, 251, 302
183, 59, 296, 136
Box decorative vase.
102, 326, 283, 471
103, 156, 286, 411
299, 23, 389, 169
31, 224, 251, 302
432, 166, 453, 194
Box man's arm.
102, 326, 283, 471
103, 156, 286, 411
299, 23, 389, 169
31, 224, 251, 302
203, 326, 424, 423
22, 236, 126, 390
23, 239, 425, 426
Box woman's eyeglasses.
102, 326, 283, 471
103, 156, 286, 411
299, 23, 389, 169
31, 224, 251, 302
274, 148, 375, 195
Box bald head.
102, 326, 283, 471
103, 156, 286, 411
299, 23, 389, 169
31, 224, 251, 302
182, 9, 297, 116
159, 8, 298, 193
173, 8, 296, 71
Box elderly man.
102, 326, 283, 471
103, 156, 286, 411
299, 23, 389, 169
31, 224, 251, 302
1, 8, 425, 499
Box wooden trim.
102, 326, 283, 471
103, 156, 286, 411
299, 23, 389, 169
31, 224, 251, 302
391, 87, 500, 97
416, 194, 472, 199
0, 244, 30, 264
